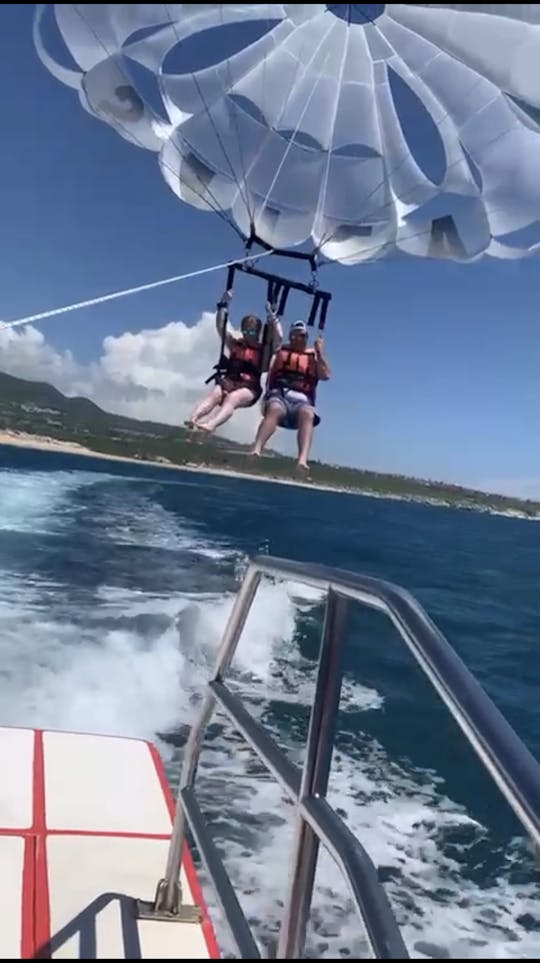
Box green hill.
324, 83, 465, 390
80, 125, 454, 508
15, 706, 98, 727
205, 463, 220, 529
0, 370, 250, 453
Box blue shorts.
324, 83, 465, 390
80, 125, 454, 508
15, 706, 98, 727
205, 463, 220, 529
264, 389, 320, 430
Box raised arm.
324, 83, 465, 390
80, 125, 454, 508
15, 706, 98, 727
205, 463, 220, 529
313, 336, 331, 380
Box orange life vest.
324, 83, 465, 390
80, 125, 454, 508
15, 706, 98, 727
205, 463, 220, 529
224, 339, 263, 389
268, 348, 318, 403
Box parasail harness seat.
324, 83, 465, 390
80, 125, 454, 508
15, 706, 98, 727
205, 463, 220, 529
206, 237, 331, 397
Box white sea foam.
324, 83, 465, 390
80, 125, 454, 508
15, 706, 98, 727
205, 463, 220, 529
0, 467, 102, 532
0, 466, 536, 958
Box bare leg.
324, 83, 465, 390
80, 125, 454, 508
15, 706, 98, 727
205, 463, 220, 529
251, 403, 283, 455
186, 385, 222, 427
297, 406, 315, 470
198, 387, 255, 432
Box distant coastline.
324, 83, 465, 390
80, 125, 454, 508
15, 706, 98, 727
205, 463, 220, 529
0, 429, 351, 496
0, 428, 537, 521
0, 368, 537, 520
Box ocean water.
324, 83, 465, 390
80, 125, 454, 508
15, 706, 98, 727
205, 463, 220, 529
0, 443, 538, 959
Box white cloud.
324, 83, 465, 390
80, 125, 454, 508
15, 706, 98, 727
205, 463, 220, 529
0, 313, 269, 446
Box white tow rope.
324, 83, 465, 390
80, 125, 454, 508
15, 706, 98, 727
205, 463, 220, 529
0, 250, 274, 331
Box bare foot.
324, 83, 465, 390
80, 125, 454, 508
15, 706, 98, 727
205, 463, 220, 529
297, 461, 310, 472
249, 448, 261, 457
197, 423, 213, 433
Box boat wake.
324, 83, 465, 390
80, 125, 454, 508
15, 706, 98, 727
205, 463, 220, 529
0, 464, 537, 958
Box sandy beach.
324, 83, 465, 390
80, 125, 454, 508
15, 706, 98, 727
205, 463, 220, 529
0, 428, 351, 496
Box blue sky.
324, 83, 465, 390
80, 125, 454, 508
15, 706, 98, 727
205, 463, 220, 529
1, 4, 538, 497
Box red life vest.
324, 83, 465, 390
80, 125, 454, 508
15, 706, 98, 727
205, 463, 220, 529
224, 339, 263, 389
269, 348, 318, 403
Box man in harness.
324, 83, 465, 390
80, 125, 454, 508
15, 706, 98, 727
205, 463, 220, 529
186, 290, 282, 433
250, 319, 331, 471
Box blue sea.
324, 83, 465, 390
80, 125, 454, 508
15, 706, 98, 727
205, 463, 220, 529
0, 443, 538, 959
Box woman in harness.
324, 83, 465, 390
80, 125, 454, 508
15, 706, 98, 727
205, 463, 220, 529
186, 290, 282, 433
251, 319, 331, 471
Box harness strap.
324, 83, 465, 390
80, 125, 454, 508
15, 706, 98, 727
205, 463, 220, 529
307, 293, 320, 328
205, 255, 330, 388
234, 262, 331, 329
205, 292, 231, 385
319, 294, 329, 331
278, 284, 290, 317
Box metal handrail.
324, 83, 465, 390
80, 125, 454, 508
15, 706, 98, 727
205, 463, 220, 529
144, 555, 540, 959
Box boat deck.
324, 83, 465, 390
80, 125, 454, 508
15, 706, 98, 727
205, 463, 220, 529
0, 726, 218, 959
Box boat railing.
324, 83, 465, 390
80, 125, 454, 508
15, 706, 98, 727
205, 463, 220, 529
139, 555, 540, 959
